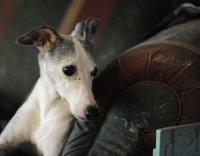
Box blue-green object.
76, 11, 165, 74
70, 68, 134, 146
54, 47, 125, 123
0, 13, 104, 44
153, 123, 200, 156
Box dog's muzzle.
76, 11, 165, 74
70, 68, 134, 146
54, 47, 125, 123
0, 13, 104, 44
85, 106, 100, 120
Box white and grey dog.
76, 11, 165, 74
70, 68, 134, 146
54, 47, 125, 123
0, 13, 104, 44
0, 18, 100, 156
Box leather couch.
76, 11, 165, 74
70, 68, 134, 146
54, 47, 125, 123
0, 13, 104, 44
62, 19, 200, 156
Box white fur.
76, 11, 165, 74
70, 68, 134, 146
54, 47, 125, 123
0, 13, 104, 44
0, 36, 97, 156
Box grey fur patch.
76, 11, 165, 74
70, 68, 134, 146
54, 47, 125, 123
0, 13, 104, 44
38, 36, 94, 64
77, 38, 93, 55
48, 36, 75, 62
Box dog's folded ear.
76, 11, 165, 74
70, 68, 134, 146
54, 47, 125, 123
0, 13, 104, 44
16, 26, 61, 52
71, 18, 100, 45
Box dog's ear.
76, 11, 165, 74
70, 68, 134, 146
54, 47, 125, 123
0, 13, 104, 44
16, 26, 61, 52
71, 18, 100, 44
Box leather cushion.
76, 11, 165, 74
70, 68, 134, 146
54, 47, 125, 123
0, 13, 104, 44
62, 19, 200, 156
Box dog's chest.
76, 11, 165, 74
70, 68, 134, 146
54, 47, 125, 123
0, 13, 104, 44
34, 99, 74, 156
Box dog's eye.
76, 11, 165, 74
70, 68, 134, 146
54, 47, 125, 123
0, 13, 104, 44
91, 67, 98, 77
63, 65, 75, 76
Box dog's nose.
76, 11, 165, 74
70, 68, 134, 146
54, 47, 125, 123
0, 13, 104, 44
85, 106, 100, 120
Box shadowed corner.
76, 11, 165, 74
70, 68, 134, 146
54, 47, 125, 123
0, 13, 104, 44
0, 141, 40, 156
0, 95, 20, 133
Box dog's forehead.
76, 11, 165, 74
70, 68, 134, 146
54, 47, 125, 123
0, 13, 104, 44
49, 35, 93, 59
50, 35, 75, 59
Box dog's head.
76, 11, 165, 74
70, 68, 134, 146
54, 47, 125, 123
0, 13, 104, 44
16, 18, 100, 120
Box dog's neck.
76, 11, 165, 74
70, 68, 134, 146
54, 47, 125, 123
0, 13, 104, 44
27, 53, 61, 118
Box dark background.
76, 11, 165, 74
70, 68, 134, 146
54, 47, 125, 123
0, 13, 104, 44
0, 0, 199, 120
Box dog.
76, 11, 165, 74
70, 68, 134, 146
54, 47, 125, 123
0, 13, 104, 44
0, 18, 100, 156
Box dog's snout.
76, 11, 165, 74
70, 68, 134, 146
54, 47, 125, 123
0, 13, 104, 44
85, 106, 100, 120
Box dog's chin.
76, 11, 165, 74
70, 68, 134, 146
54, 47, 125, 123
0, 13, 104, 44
62, 98, 87, 121
62, 98, 70, 108
74, 116, 86, 121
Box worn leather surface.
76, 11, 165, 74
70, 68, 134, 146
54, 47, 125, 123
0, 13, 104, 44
62, 19, 200, 156
88, 82, 180, 156
61, 118, 103, 156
